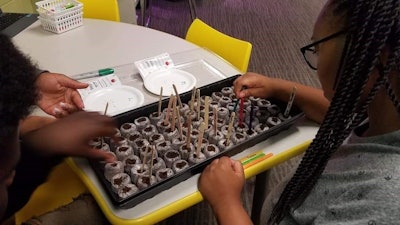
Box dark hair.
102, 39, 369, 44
0, 33, 38, 138
269, 1, 400, 224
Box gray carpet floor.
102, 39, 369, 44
144, 0, 326, 87
144, 0, 327, 224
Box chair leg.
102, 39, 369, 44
139, 0, 151, 26
188, 0, 197, 21
146, 0, 152, 26
140, 0, 145, 26
251, 170, 271, 225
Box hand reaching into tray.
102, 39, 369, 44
198, 156, 253, 225
21, 111, 118, 163
234, 72, 329, 124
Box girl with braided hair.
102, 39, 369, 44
199, 0, 400, 224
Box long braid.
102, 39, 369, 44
268, 1, 400, 224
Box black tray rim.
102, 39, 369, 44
89, 75, 304, 208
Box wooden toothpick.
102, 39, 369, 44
204, 96, 210, 128
196, 89, 201, 120
284, 86, 297, 117
100, 102, 109, 147
104, 102, 109, 115
186, 111, 192, 148
190, 87, 196, 112
148, 145, 155, 177
172, 84, 183, 109
213, 106, 218, 136
163, 94, 174, 125
226, 112, 236, 146
158, 87, 163, 116
196, 122, 206, 158
171, 96, 177, 130
141, 145, 148, 172
176, 102, 183, 139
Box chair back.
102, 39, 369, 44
185, 18, 252, 73
79, 0, 120, 22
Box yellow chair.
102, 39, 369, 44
185, 18, 252, 73
14, 159, 89, 224
79, 0, 120, 22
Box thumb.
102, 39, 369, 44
70, 91, 85, 109
84, 148, 117, 163
231, 159, 244, 175
59, 76, 89, 89
238, 88, 253, 98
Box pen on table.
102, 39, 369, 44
241, 152, 266, 165
72, 68, 115, 80
242, 152, 273, 169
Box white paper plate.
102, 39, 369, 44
143, 69, 197, 96
84, 85, 144, 116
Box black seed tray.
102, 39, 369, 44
89, 74, 304, 208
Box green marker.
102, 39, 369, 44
241, 152, 265, 165
73, 68, 115, 80
65, 3, 75, 9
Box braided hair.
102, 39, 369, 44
268, 0, 400, 224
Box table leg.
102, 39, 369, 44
188, 0, 197, 21
251, 170, 271, 225
140, 0, 146, 26
146, 0, 152, 26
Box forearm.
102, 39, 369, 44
271, 78, 329, 124
212, 200, 253, 225
19, 118, 60, 157
19, 116, 56, 136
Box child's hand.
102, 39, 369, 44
35, 72, 89, 118
233, 72, 276, 99
21, 111, 118, 163
198, 157, 245, 212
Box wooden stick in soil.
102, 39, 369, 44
284, 86, 297, 118
196, 122, 206, 158
203, 96, 210, 128
176, 102, 183, 139
158, 86, 163, 116
213, 106, 218, 136
239, 97, 244, 127
163, 94, 174, 126
100, 102, 109, 147
148, 145, 155, 177
172, 84, 183, 109
196, 89, 201, 120
190, 87, 196, 112
186, 111, 193, 148
226, 112, 235, 146
141, 145, 148, 172
249, 103, 254, 131
170, 96, 177, 131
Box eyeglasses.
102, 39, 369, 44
300, 30, 347, 70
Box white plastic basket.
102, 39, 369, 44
35, 0, 83, 34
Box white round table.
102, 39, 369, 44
12, 19, 319, 225
13, 19, 197, 76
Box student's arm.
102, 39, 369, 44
234, 72, 330, 124
213, 200, 253, 225
19, 116, 56, 136
199, 157, 253, 225
20, 111, 117, 162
